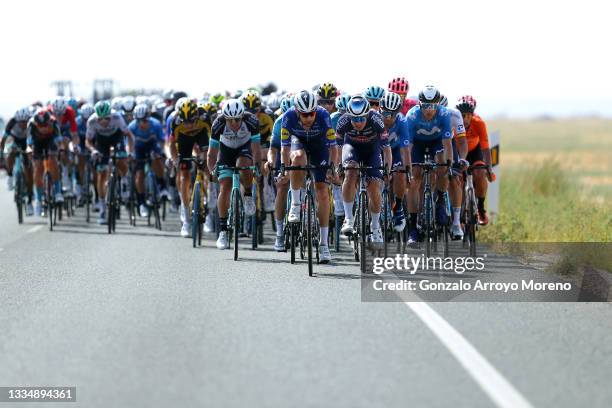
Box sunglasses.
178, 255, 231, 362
299, 112, 316, 118
367, 100, 380, 107
318, 99, 335, 105
226, 117, 242, 123
137, 118, 148, 123
350, 116, 367, 123
381, 110, 397, 118
420, 103, 439, 110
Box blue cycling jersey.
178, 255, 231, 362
405, 106, 453, 144
165, 111, 176, 142
76, 115, 87, 139
271, 115, 282, 150
330, 111, 344, 131
386, 113, 410, 150
128, 117, 164, 145
280, 107, 336, 147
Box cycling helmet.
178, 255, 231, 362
279, 96, 294, 114
162, 89, 174, 101
210, 93, 225, 106
418, 85, 441, 103
222, 99, 245, 119
317, 82, 338, 99
241, 90, 261, 111
347, 95, 370, 117
335, 94, 351, 112
175, 97, 189, 112
15, 107, 31, 122
456, 95, 477, 113
172, 91, 188, 101
34, 108, 52, 125
388, 77, 409, 95
267, 94, 281, 111
439, 94, 448, 107
111, 96, 124, 112
294, 90, 317, 113
364, 86, 386, 101
200, 101, 218, 117
79, 103, 95, 120
51, 97, 68, 115
380, 92, 402, 112
134, 103, 149, 120
95, 101, 112, 118
122, 95, 136, 113
178, 100, 198, 121
67, 97, 78, 112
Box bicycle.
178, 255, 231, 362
387, 167, 412, 255
183, 157, 207, 248
81, 151, 95, 223
462, 163, 489, 257
281, 162, 331, 277
217, 164, 258, 261
103, 148, 123, 234
10, 148, 30, 224
142, 158, 162, 231
38, 148, 58, 232
341, 163, 387, 275
412, 150, 451, 258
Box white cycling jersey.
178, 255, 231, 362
86, 112, 128, 140
447, 107, 466, 136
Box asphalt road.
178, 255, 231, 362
0, 175, 611, 408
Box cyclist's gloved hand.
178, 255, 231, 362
459, 159, 469, 169
92, 150, 101, 159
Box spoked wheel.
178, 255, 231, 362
44, 172, 54, 231
359, 192, 367, 274
192, 182, 201, 248
15, 171, 24, 224
85, 165, 92, 223
382, 189, 390, 259
443, 224, 450, 258
233, 191, 240, 261
334, 215, 343, 252
290, 223, 297, 264
107, 175, 116, 234
306, 193, 314, 277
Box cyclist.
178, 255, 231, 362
27, 108, 64, 215
241, 90, 275, 213
281, 90, 337, 263
50, 97, 79, 195
85, 101, 134, 225
440, 94, 469, 239
456, 95, 495, 225
198, 100, 222, 233
75, 103, 95, 205
1, 108, 34, 215
388, 77, 418, 115
329, 93, 351, 222
363, 86, 386, 112
404, 85, 454, 247
380, 92, 411, 232
129, 103, 168, 218
121, 96, 137, 125
207, 99, 261, 250
267, 96, 293, 251
168, 99, 211, 237
338, 95, 391, 248
316, 82, 338, 115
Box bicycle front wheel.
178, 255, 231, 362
233, 190, 240, 261
192, 182, 201, 248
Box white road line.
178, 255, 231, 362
26, 225, 43, 234
405, 301, 533, 408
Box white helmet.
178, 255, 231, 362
111, 96, 123, 112
136, 95, 149, 106
134, 103, 149, 120
294, 90, 317, 113
15, 107, 31, 122
122, 95, 136, 112
79, 103, 95, 120
51, 97, 68, 115
222, 99, 245, 119
347, 95, 370, 117
381, 92, 402, 111
175, 97, 189, 112
418, 85, 441, 103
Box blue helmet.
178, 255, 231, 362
364, 85, 386, 101
280, 96, 294, 114
335, 94, 351, 112
347, 95, 370, 117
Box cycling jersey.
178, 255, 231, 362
76, 115, 88, 149
27, 118, 62, 160
330, 111, 343, 131
3, 117, 28, 152
281, 107, 335, 183
405, 106, 452, 164
86, 112, 129, 140
210, 112, 259, 149
448, 107, 466, 138
465, 114, 489, 152
280, 107, 335, 147
400, 98, 418, 116
165, 111, 176, 142
51, 106, 78, 137
385, 113, 411, 169
336, 110, 387, 148
270, 114, 283, 169
129, 117, 164, 145
256, 111, 275, 148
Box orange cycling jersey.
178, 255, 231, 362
466, 114, 489, 151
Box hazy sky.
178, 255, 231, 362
1, 0, 610, 118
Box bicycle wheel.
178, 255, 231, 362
424, 192, 433, 258
85, 163, 91, 223
192, 181, 201, 248
334, 215, 342, 252
44, 172, 54, 231
306, 192, 314, 276
15, 170, 24, 224
353, 199, 360, 262
129, 170, 137, 226
359, 191, 367, 274
290, 223, 297, 264
233, 190, 240, 261
382, 189, 390, 259
107, 173, 116, 234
